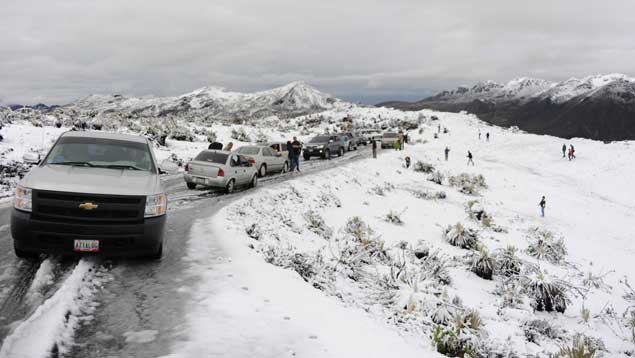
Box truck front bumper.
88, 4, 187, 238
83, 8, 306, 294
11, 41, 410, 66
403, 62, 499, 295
11, 209, 166, 257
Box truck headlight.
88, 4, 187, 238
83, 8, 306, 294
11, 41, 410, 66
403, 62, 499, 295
145, 194, 167, 217
14, 186, 32, 212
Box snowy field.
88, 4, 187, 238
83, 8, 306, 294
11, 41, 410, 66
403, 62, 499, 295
167, 111, 635, 356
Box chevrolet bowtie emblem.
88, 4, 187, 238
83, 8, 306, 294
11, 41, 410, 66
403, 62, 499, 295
78, 202, 98, 210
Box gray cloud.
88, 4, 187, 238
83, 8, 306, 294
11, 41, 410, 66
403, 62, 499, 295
1, 0, 634, 105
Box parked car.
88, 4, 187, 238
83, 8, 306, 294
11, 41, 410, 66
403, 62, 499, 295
303, 135, 346, 160
11, 131, 167, 259
381, 132, 400, 148
360, 129, 382, 144
337, 133, 355, 152
236, 145, 289, 177
342, 132, 362, 150
268, 142, 289, 160
184, 150, 257, 193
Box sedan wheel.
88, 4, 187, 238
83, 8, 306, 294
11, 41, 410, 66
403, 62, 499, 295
226, 179, 235, 194
259, 164, 267, 177
282, 161, 289, 173
250, 175, 258, 188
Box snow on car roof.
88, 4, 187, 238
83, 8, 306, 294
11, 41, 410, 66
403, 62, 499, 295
61, 130, 148, 143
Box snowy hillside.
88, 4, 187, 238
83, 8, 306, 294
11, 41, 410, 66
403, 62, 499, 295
167, 110, 635, 357
65, 81, 346, 120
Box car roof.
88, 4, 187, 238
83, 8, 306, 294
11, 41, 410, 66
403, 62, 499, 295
61, 130, 148, 144
200, 149, 232, 155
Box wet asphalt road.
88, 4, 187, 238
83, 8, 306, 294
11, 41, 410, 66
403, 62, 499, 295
0, 148, 370, 358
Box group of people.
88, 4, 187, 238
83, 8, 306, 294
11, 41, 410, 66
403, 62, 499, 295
393, 129, 409, 151
562, 144, 576, 160
478, 131, 490, 141
286, 137, 303, 172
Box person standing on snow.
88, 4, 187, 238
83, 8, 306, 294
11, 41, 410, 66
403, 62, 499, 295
486, 132, 490, 142
223, 142, 234, 151
444, 146, 450, 161
562, 144, 567, 158
538, 196, 546, 217
398, 130, 405, 150
372, 138, 378, 158
569, 144, 576, 159
437, 124, 441, 134
478, 131, 481, 140
467, 151, 474, 166
290, 137, 302, 172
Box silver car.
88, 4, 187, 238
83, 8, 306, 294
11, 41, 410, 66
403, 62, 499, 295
237, 145, 289, 177
184, 150, 258, 193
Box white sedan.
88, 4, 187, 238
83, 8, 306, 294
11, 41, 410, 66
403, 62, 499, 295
184, 150, 258, 193
236, 145, 289, 177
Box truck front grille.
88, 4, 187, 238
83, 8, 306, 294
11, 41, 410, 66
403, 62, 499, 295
32, 190, 145, 224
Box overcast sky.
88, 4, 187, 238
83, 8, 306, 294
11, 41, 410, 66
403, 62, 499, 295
1, 0, 634, 105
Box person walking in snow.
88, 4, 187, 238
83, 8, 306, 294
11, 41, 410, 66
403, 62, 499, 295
467, 151, 474, 166
562, 144, 567, 158
290, 137, 302, 172
478, 131, 481, 140
372, 138, 377, 158
223, 142, 234, 151
437, 124, 441, 133
394, 138, 401, 151
569, 144, 576, 159
486, 132, 490, 142
398, 130, 405, 150
444, 146, 450, 161
538, 196, 546, 217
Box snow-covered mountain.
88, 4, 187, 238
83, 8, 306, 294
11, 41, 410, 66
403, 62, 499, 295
67, 81, 345, 120
378, 74, 635, 141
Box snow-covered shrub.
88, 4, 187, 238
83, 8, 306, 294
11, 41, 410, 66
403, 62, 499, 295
317, 191, 341, 208
526, 228, 567, 264
470, 246, 495, 280
496, 280, 524, 308
170, 126, 194, 141
245, 223, 261, 240
303, 210, 332, 238
410, 189, 447, 200
523, 319, 562, 344
559, 334, 605, 358
431, 303, 454, 325
385, 210, 404, 225
255, 130, 270, 143
344, 217, 374, 242
522, 270, 568, 313
496, 245, 522, 277
449, 173, 487, 195
420, 250, 452, 285
444, 223, 479, 250
432, 309, 482, 357
231, 127, 251, 142
428, 170, 444, 185
414, 161, 435, 173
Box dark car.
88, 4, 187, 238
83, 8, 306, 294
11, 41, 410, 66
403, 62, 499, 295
303, 135, 346, 160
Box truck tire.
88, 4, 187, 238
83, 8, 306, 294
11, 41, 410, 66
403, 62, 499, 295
303, 155, 310, 161
339, 147, 345, 157
186, 182, 196, 190
148, 242, 163, 260
14, 243, 37, 260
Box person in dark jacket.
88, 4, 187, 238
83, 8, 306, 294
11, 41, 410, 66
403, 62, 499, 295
467, 151, 474, 166
561, 144, 566, 158
539, 196, 546, 217
290, 137, 302, 172
444, 146, 450, 161
372, 139, 377, 158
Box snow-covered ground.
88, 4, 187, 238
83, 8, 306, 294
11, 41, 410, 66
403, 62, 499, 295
166, 111, 635, 356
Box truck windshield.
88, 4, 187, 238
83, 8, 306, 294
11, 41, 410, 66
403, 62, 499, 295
44, 136, 156, 172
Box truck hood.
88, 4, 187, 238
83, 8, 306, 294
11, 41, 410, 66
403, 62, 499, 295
20, 165, 164, 196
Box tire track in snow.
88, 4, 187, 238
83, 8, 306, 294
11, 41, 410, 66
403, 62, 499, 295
0, 258, 107, 358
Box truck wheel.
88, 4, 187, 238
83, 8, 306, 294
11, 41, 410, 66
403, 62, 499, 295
259, 164, 267, 177
339, 147, 345, 157
250, 174, 258, 188
225, 179, 235, 194
14, 243, 37, 260
148, 242, 163, 260
186, 182, 196, 190
303, 155, 310, 161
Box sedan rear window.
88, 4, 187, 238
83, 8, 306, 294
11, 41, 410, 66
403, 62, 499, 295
194, 151, 228, 164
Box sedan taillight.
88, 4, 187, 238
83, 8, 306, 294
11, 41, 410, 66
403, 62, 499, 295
218, 168, 225, 177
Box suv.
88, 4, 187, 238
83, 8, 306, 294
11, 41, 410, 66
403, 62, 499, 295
303, 135, 346, 160
11, 131, 167, 259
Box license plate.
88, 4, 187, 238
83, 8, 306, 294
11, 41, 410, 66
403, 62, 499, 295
74, 240, 99, 253
194, 177, 206, 184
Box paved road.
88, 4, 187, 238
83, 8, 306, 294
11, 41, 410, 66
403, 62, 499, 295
0, 148, 371, 357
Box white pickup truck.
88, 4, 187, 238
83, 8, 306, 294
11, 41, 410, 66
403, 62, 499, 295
11, 131, 167, 259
